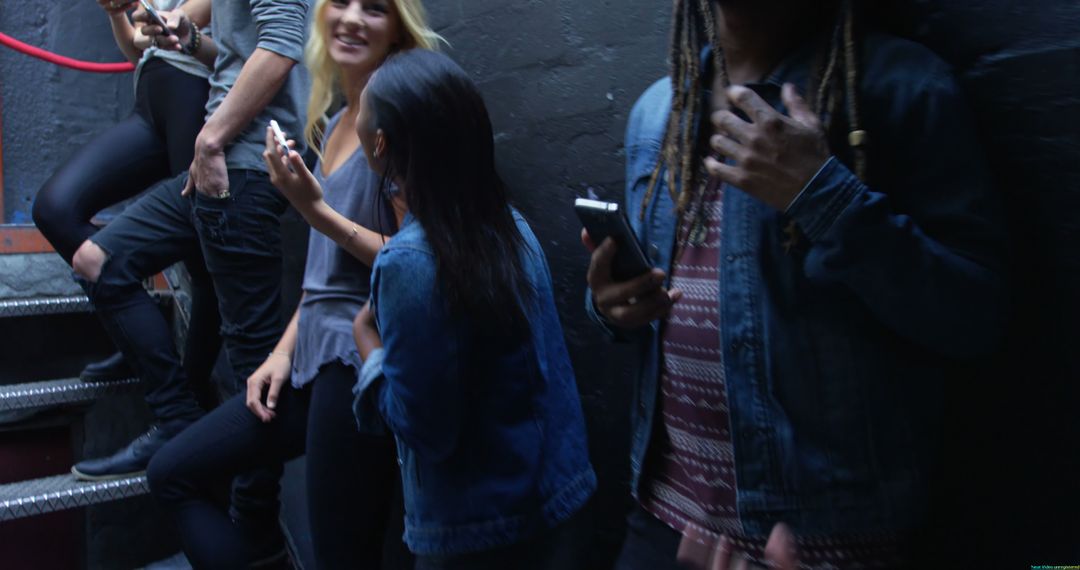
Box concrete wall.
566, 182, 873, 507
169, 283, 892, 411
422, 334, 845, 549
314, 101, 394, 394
0, 2, 136, 223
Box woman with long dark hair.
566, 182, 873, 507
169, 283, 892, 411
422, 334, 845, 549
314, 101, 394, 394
351, 49, 596, 569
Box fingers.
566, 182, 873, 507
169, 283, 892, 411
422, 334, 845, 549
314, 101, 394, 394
245, 375, 273, 422
710, 535, 734, 570
708, 133, 745, 163
677, 526, 717, 570
781, 83, 819, 127
605, 286, 679, 326
585, 237, 617, 291
763, 523, 798, 570
704, 155, 746, 188
595, 267, 665, 309
581, 228, 597, 252
711, 109, 754, 143
726, 86, 779, 124
181, 172, 194, 197
266, 374, 285, 411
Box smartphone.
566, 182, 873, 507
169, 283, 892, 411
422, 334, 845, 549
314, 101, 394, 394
269, 120, 295, 172
139, 0, 171, 33
574, 198, 652, 281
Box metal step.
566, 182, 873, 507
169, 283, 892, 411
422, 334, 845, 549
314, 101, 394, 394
0, 295, 94, 318
0, 377, 140, 413
0, 473, 149, 522
0, 291, 172, 319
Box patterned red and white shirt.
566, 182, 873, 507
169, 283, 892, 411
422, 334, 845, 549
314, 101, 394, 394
638, 176, 902, 569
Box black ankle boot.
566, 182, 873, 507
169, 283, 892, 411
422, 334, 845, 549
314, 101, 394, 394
71, 420, 190, 481
79, 352, 135, 383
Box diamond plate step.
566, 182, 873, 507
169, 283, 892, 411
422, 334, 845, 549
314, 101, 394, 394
0, 473, 149, 522
0, 295, 94, 318
0, 291, 172, 319
0, 377, 140, 413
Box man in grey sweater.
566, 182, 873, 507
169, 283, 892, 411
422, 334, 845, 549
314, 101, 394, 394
68, 0, 311, 512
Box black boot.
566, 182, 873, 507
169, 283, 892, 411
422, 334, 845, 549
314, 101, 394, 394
71, 421, 190, 481
79, 351, 135, 382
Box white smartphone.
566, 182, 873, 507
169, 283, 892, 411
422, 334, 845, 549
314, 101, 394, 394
269, 120, 295, 172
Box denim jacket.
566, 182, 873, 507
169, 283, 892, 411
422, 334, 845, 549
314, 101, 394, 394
355, 211, 597, 556
588, 33, 1007, 536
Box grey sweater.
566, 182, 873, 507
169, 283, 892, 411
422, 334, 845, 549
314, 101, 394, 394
206, 0, 312, 172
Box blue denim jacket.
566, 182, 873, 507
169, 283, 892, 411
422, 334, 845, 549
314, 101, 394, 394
355, 211, 597, 556
588, 33, 1007, 536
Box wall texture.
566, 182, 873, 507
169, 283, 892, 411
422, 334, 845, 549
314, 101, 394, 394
0, 2, 136, 223
2, 0, 1078, 567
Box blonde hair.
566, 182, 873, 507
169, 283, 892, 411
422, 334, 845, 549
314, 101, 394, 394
303, 0, 445, 157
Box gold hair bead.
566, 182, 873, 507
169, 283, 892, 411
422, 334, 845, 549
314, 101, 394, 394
848, 129, 868, 148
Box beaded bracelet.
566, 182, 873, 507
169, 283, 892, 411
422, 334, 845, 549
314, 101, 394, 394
181, 20, 201, 56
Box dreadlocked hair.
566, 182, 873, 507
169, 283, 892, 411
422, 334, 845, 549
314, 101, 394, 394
640, 0, 869, 227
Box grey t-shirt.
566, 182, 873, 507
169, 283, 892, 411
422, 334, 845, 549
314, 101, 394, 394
292, 110, 397, 388
206, 0, 312, 172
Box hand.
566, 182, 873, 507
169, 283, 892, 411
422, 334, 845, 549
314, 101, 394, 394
705, 83, 830, 211
676, 523, 798, 570
132, 26, 154, 51
183, 135, 229, 198
583, 229, 681, 329
353, 301, 382, 361
263, 127, 323, 212
133, 8, 190, 51
98, 0, 136, 15
245, 352, 292, 422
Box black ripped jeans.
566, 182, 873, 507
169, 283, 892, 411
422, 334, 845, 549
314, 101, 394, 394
87, 169, 288, 422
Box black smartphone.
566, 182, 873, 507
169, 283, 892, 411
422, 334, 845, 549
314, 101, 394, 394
575, 198, 652, 281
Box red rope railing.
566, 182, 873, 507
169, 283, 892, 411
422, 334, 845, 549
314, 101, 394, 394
0, 31, 134, 73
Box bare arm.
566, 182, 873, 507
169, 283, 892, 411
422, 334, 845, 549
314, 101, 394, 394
179, 0, 212, 28
109, 13, 142, 63
200, 48, 294, 154
184, 48, 296, 197
263, 131, 403, 267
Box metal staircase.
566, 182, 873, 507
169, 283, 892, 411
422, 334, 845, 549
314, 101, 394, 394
0, 249, 186, 568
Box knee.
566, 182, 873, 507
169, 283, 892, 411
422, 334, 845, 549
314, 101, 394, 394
31, 189, 65, 236
72, 241, 107, 283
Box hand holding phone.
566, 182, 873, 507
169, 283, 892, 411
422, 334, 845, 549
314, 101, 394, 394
139, 0, 170, 32
269, 120, 295, 173
577, 198, 681, 329
575, 198, 651, 281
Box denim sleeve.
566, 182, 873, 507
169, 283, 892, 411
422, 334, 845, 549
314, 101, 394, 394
250, 0, 309, 63
362, 248, 461, 462
785, 71, 1008, 359
351, 348, 389, 435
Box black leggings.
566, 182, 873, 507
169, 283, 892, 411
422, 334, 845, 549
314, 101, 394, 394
33, 58, 209, 262
32, 59, 220, 400
147, 362, 408, 570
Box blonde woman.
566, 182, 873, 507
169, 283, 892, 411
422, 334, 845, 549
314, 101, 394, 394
147, 1, 441, 568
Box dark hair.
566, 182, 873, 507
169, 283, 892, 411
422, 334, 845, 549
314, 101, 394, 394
365, 49, 532, 338
644, 0, 868, 239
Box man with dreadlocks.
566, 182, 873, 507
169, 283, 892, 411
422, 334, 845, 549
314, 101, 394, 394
584, 0, 1006, 568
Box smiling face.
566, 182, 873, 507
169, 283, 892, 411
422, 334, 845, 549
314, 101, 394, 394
323, 0, 403, 75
